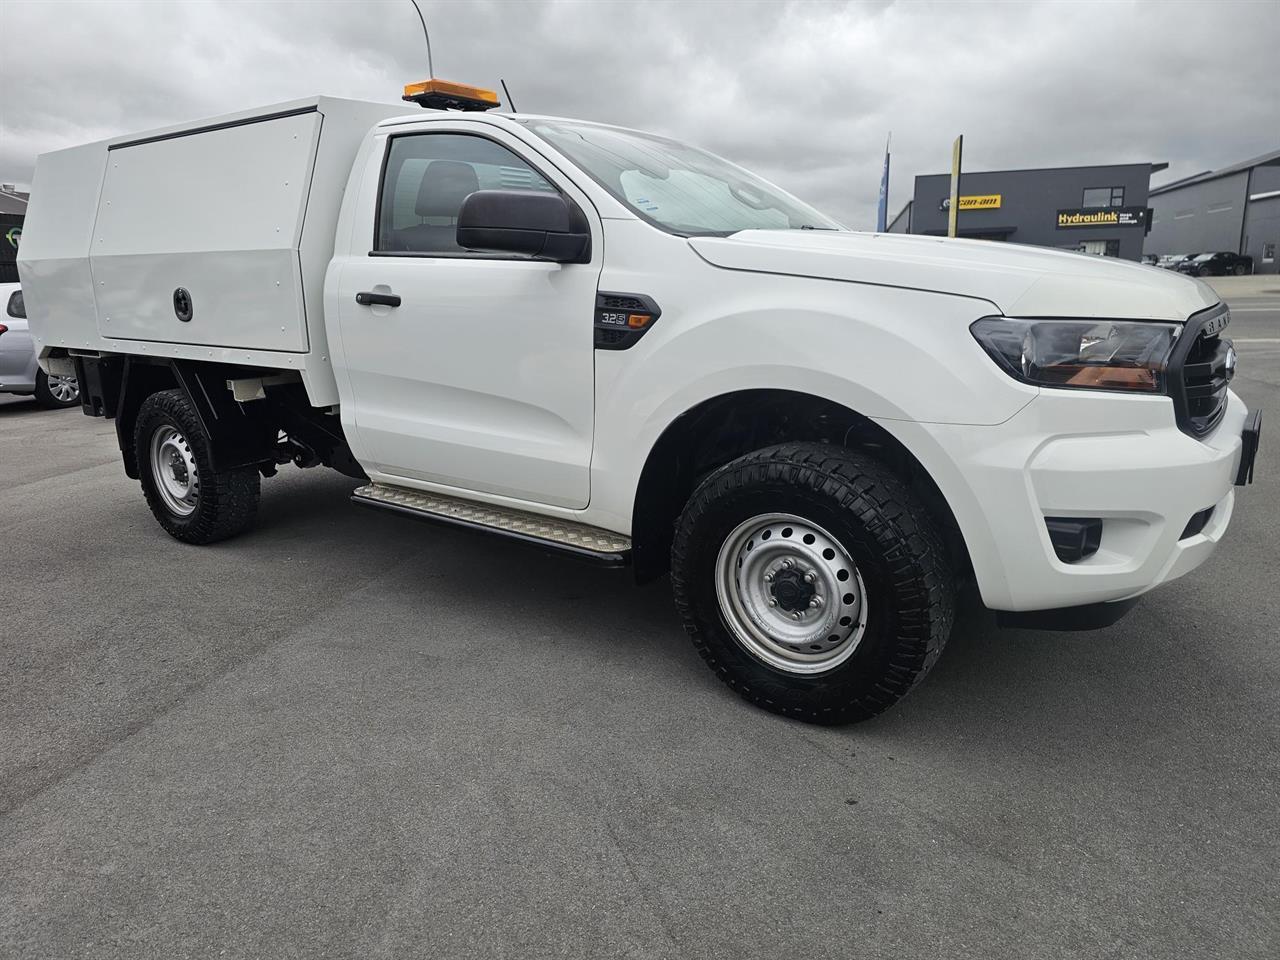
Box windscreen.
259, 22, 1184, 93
522, 118, 842, 237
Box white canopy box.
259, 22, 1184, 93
18, 96, 407, 404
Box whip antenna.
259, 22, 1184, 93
408, 0, 434, 77
500, 78, 518, 113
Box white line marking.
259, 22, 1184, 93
1234, 338, 1280, 343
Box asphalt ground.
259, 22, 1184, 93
2, 281, 1277, 959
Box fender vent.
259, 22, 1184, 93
594, 291, 662, 351
599, 294, 648, 312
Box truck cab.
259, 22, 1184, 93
17, 88, 1262, 724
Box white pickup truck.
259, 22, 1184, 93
18, 88, 1261, 723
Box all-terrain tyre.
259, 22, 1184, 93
671, 442, 955, 724
34, 369, 80, 409
134, 388, 260, 544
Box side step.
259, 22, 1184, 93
351, 483, 631, 566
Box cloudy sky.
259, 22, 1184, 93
1, 0, 1277, 227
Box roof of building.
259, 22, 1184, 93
1150, 148, 1280, 197
0, 187, 28, 216
887, 200, 912, 231
914, 161, 1167, 182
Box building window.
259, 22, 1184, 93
1083, 186, 1124, 208
1264, 242, 1276, 263
1063, 239, 1121, 257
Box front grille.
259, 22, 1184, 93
1168, 304, 1233, 438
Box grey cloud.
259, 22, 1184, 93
1, 0, 1276, 227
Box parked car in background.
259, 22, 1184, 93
1141, 254, 1160, 267
1178, 252, 1254, 277
1157, 253, 1193, 270
0, 283, 80, 407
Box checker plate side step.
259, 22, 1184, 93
352, 483, 631, 566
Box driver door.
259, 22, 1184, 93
334, 127, 602, 509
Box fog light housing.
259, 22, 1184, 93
1179, 507, 1214, 540
1045, 517, 1103, 563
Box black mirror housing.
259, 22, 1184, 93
456, 190, 591, 263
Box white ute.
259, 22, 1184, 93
18, 83, 1262, 723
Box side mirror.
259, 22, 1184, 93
456, 190, 591, 263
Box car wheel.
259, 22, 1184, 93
33, 369, 80, 409
134, 388, 260, 544
1196, 266, 1207, 277
671, 442, 955, 724
1233, 264, 1247, 276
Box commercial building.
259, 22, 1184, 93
1145, 149, 1280, 274
0, 184, 28, 284
888, 162, 1166, 261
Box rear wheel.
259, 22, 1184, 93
33, 369, 80, 409
671, 442, 955, 724
134, 389, 260, 544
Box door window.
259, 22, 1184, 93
375, 134, 557, 254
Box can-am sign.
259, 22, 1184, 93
1056, 207, 1146, 229
940, 194, 1002, 211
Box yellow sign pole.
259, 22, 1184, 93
947, 135, 963, 238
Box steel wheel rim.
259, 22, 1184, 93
714, 512, 868, 675
47, 374, 78, 403
149, 424, 200, 517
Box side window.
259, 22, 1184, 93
6, 289, 24, 318
376, 133, 557, 254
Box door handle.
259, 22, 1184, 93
355, 291, 401, 308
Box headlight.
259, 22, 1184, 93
970, 317, 1181, 393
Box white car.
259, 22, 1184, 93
0, 282, 79, 407
17, 86, 1261, 723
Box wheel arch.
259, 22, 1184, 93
97, 355, 364, 481
93, 356, 279, 479
630, 388, 973, 584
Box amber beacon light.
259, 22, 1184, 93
403, 79, 500, 112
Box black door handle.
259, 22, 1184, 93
355, 291, 401, 307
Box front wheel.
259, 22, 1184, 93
671, 443, 955, 724
34, 369, 80, 409
134, 389, 260, 544
1233, 263, 1247, 276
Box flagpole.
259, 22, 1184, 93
947, 135, 963, 238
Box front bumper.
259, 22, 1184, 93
901, 387, 1253, 614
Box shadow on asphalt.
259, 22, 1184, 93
0, 396, 44, 415
240, 465, 1205, 754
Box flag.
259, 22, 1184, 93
875, 133, 891, 232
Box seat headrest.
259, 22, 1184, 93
415, 160, 480, 219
